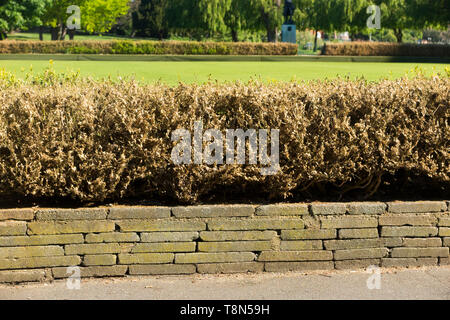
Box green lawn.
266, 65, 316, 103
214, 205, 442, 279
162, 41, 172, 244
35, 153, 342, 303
0, 59, 447, 84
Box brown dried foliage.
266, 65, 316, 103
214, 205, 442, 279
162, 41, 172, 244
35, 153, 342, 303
322, 42, 450, 57
0, 76, 448, 204
0, 40, 298, 55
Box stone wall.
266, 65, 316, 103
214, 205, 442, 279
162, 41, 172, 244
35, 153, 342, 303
0, 201, 449, 283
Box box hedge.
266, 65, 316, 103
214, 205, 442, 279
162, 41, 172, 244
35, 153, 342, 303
0, 74, 448, 204
0, 40, 298, 56
322, 42, 450, 57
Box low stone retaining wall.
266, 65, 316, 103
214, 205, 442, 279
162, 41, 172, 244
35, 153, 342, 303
0, 201, 449, 283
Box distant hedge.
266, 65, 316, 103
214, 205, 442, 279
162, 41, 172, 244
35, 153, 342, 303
322, 42, 450, 57
0, 40, 298, 55
0, 73, 448, 205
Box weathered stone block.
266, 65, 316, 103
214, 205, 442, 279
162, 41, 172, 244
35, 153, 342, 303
338, 228, 379, 239
281, 229, 336, 240
387, 201, 446, 213
402, 238, 442, 247
381, 226, 438, 237
172, 205, 254, 218
36, 208, 107, 220
258, 250, 333, 262
207, 219, 304, 231
335, 259, 381, 270
439, 227, 450, 236
108, 207, 170, 219
0, 245, 64, 259
347, 202, 386, 215
391, 247, 449, 258
52, 266, 127, 278
438, 216, 450, 227
324, 238, 402, 250
310, 203, 347, 215
200, 231, 276, 242
321, 216, 378, 229
27, 221, 115, 235
264, 261, 334, 272
382, 258, 438, 268
0, 269, 46, 283
443, 238, 450, 247
132, 242, 196, 253
0, 209, 34, 221
379, 215, 437, 226
333, 248, 389, 260
280, 240, 322, 251
83, 254, 116, 266
256, 204, 309, 216
175, 252, 255, 264
85, 232, 140, 243
129, 264, 196, 275
0, 221, 27, 236
0, 255, 80, 270
117, 220, 206, 232
198, 241, 271, 252
118, 253, 174, 264
65, 243, 133, 255
141, 232, 199, 243
197, 262, 264, 274
0, 234, 83, 247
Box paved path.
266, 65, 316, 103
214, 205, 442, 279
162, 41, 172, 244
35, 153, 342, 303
0, 266, 449, 300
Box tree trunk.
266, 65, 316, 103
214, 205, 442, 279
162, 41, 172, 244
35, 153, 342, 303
394, 29, 403, 43
59, 25, 67, 40
39, 26, 44, 41
231, 29, 238, 42
267, 28, 277, 43
68, 29, 75, 40
51, 28, 59, 40
313, 30, 318, 51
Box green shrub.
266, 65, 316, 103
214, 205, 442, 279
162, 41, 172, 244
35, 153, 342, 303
322, 42, 450, 57
0, 40, 298, 55
0, 73, 448, 204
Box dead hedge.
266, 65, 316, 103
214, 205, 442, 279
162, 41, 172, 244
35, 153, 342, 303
0, 40, 298, 55
322, 42, 450, 57
0, 76, 448, 204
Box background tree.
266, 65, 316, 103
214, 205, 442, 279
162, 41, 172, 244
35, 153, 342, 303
81, 0, 130, 34
167, 0, 231, 40
0, 0, 46, 40
249, 0, 283, 42
132, 0, 169, 39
